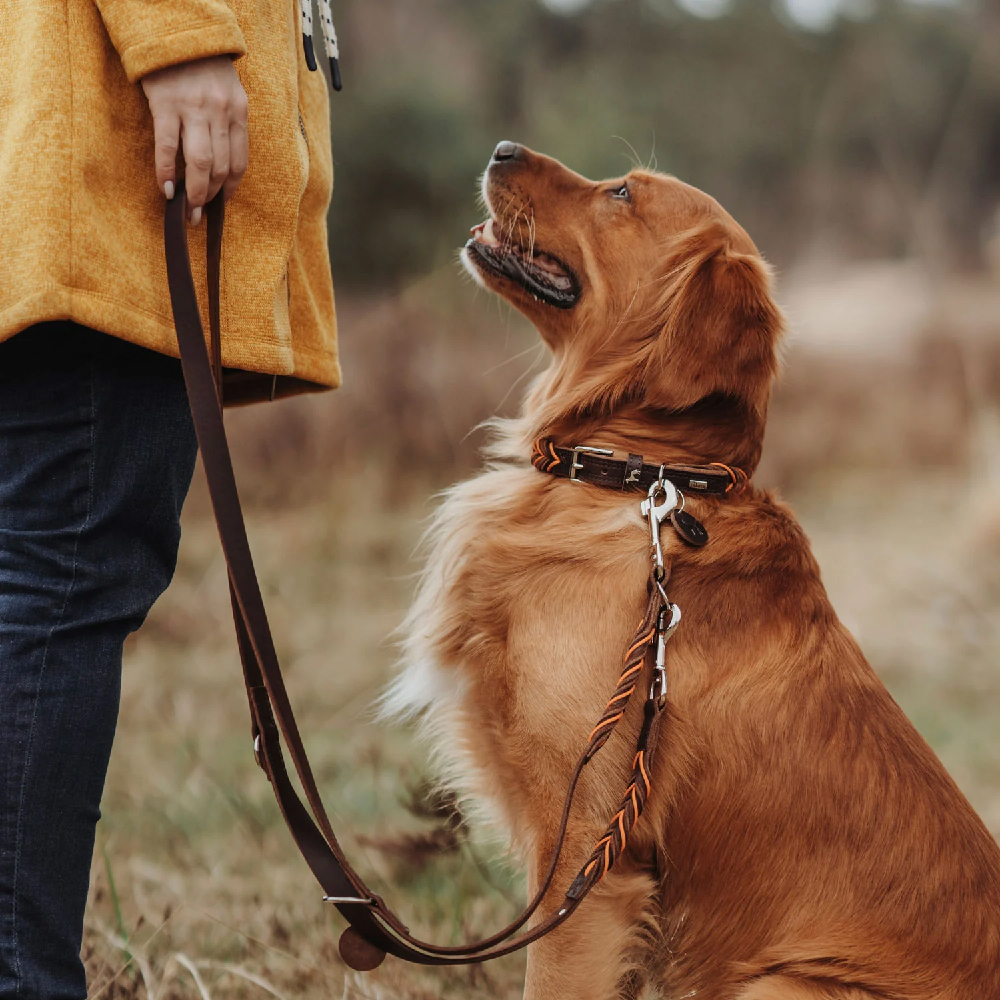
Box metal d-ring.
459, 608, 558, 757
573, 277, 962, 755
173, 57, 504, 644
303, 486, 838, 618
658, 466, 687, 515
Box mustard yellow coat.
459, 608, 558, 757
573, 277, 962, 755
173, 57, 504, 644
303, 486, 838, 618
0, 0, 340, 390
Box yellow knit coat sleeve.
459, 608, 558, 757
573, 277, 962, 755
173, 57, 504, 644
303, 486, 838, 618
94, 0, 248, 81
0, 0, 340, 391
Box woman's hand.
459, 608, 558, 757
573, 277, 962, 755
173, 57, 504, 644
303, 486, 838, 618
141, 55, 249, 223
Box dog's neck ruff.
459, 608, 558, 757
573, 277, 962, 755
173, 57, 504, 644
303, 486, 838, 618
531, 438, 748, 497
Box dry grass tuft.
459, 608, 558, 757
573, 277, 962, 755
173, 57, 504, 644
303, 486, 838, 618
357, 782, 468, 874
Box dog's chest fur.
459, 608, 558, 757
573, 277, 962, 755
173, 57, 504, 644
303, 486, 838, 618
389, 462, 660, 843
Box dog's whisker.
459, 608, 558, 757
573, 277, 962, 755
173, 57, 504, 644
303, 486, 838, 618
613, 134, 644, 172
591, 282, 642, 359
491, 342, 547, 415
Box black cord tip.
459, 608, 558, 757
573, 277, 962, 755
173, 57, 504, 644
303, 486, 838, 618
302, 33, 318, 72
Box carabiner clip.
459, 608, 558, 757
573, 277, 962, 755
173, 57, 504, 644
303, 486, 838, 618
640, 479, 679, 576
649, 602, 681, 709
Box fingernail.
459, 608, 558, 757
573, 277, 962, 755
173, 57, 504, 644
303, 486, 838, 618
190, 206, 202, 225
164, 180, 175, 200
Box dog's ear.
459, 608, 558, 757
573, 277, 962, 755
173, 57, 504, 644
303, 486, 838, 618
642, 220, 782, 420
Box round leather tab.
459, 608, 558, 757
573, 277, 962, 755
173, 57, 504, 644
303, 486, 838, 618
339, 928, 387, 971
670, 509, 709, 547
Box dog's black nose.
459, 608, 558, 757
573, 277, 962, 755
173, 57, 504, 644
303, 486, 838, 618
492, 140, 521, 162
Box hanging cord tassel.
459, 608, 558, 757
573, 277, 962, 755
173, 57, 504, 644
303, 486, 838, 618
299, 0, 342, 90
299, 0, 317, 71
317, 0, 343, 91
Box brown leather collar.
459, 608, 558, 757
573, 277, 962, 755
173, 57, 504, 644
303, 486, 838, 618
531, 438, 748, 496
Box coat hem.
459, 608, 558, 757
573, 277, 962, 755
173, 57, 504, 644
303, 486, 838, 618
0, 286, 341, 390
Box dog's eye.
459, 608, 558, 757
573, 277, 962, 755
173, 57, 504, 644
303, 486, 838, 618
610, 183, 630, 202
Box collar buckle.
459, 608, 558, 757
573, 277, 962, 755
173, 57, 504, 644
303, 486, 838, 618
568, 445, 613, 483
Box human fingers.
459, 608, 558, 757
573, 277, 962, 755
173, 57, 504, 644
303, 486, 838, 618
223, 119, 248, 202
223, 87, 249, 201
152, 110, 181, 199
207, 118, 230, 205
181, 117, 213, 222
141, 58, 247, 210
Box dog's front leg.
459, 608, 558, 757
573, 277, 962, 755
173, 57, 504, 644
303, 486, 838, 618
522, 865, 657, 1000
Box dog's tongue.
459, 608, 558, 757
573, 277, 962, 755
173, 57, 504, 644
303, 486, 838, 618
530, 254, 563, 277
526, 251, 574, 291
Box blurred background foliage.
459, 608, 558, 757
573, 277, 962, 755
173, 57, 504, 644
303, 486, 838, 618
328, 0, 1000, 288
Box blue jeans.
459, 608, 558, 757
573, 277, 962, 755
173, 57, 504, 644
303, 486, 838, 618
0, 323, 198, 999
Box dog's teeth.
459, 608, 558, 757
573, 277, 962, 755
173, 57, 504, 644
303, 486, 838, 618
473, 218, 501, 247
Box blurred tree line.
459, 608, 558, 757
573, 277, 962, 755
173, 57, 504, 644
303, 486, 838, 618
327, 0, 1000, 289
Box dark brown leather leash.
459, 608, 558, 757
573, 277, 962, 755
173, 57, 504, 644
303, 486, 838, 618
164, 187, 678, 971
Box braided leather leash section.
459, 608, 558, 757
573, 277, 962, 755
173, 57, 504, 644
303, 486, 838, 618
567, 699, 658, 900
585, 593, 661, 760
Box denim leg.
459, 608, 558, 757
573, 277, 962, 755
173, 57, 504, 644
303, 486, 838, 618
0, 323, 198, 1000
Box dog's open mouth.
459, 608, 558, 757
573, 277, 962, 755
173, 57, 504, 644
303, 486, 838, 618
465, 219, 581, 309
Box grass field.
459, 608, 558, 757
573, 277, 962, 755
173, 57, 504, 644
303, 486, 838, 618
82, 277, 1000, 1000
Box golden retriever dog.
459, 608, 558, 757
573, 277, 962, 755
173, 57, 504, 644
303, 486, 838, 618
388, 142, 1000, 1000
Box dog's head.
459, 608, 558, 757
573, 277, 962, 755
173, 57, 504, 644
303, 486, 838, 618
463, 142, 783, 472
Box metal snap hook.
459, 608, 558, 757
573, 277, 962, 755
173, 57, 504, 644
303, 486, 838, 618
640, 479, 679, 573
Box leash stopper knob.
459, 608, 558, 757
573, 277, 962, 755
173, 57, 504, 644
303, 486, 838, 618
339, 928, 387, 971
